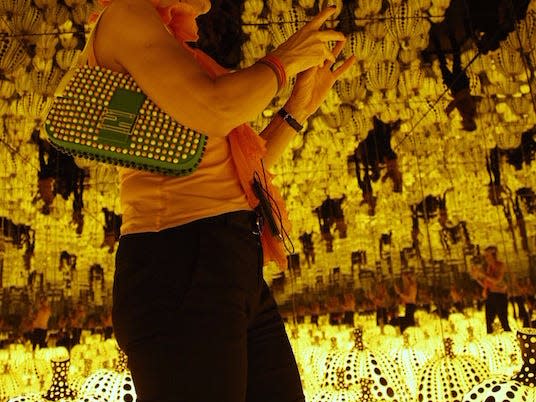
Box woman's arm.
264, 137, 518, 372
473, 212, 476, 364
260, 41, 355, 167
96, 0, 345, 138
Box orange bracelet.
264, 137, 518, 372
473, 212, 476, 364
258, 54, 287, 92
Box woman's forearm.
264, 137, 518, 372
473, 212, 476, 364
257, 99, 308, 165
260, 105, 308, 168
211, 63, 280, 133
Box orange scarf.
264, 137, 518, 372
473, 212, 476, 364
93, 1, 290, 269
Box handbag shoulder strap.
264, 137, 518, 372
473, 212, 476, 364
54, 10, 106, 97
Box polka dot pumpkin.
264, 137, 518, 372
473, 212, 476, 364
0, 372, 22, 401
461, 376, 533, 402
394, 333, 429, 398
42, 358, 77, 400
417, 338, 490, 402
459, 329, 536, 402
6, 393, 41, 402
460, 331, 506, 375
310, 375, 378, 402
323, 328, 411, 402
78, 368, 136, 402
309, 367, 361, 402
511, 328, 536, 387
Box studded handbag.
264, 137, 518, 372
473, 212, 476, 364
44, 18, 207, 176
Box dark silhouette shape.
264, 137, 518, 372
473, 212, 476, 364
348, 117, 402, 215
430, 27, 477, 131
313, 195, 346, 252
101, 208, 122, 253
298, 232, 315, 267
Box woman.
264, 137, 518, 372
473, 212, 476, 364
90, 0, 354, 401
470, 245, 511, 334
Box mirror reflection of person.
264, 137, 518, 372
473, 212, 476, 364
470, 245, 511, 334
367, 278, 390, 334
310, 301, 320, 326
29, 296, 51, 349
342, 292, 355, 327
394, 272, 417, 333
70, 302, 86, 346
510, 275, 531, 328
450, 285, 464, 314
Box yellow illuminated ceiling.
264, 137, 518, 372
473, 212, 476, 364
0, 0, 535, 300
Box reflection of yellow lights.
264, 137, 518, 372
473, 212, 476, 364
1, 313, 530, 401
1, 9, 536, 401
284, 310, 525, 401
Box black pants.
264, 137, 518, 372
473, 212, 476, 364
343, 311, 354, 326
113, 211, 304, 402
512, 296, 530, 328
30, 328, 47, 349
400, 303, 416, 333
486, 292, 511, 333
376, 307, 388, 326
71, 327, 82, 346
103, 326, 113, 339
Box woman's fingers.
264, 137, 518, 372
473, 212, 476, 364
332, 55, 356, 78
317, 30, 346, 43
331, 39, 346, 59
322, 39, 348, 69
324, 46, 336, 63
304, 5, 337, 31
275, 7, 351, 77
323, 39, 346, 68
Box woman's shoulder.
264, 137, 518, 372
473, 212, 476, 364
94, 0, 166, 71
104, 0, 154, 16
97, 0, 163, 41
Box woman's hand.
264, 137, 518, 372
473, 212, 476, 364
272, 6, 347, 78
284, 40, 356, 123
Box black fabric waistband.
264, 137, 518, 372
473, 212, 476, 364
197, 210, 262, 234
121, 210, 262, 240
